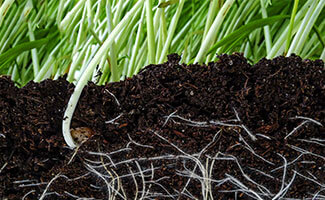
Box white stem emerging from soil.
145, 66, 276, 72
62, 0, 145, 148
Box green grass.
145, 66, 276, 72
0, 0, 324, 147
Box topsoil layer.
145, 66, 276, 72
0, 53, 324, 199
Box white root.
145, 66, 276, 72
105, 89, 120, 106
285, 116, 323, 140
105, 113, 123, 124
22, 190, 35, 200
127, 134, 154, 149
39, 173, 63, 200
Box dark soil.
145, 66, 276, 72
0, 53, 324, 199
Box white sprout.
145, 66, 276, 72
63, 0, 145, 148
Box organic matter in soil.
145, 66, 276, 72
0, 53, 324, 199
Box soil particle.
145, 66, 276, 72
0, 53, 324, 199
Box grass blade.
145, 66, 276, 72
285, 0, 299, 55
206, 15, 289, 56
0, 31, 58, 69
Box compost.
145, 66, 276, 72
0, 53, 324, 199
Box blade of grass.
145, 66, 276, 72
312, 25, 325, 49
203, 0, 219, 41
171, 1, 208, 52
59, 0, 86, 32
128, 6, 146, 77
287, 0, 317, 55
0, 5, 21, 53
267, 0, 313, 58
285, 0, 299, 55
194, 0, 235, 63
260, 0, 272, 54
34, 37, 67, 82
0, 31, 58, 69
106, 0, 119, 82
0, 0, 15, 26
158, 0, 185, 63
146, 0, 156, 64
293, 0, 325, 55
28, 21, 40, 77
321, 48, 325, 60
206, 15, 289, 56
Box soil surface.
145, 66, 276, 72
0, 53, 324, 199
